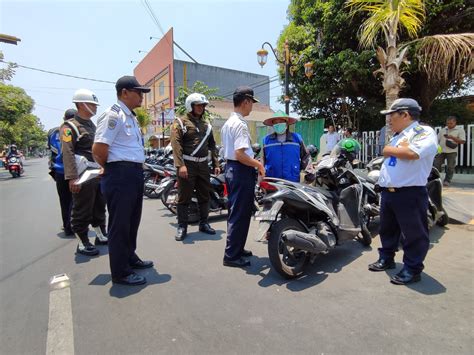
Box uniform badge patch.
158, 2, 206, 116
62, 128, 72, 142
108, 118, 117, 130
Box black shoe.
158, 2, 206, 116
175, 226, 187, 241
76, 241, 99, 256
390, 269, 421, 285
64, 228, 74, 237
112, 272, 146, 286
241, 249, 253, 257
223, 257, 251, 268
199, 223, 216, 235
368, 258, 396, 272
131, 260, 154, 269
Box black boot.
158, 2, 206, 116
176, 224, 188, 241
176, 204, 189, 241
75, 232, 99, 256
198, 203, 215, 234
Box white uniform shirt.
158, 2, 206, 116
325, 132, 340, 152
437, 126, 465, 154
220, 112, 253, 160
94, 100, 145, 163
379, 122, 438, 188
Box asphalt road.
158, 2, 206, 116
1, 158, 473, 355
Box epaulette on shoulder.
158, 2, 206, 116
111, 104, 121, 114
413, 125, 425, 134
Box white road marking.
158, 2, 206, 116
46, 274, 74, 355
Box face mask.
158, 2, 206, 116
273, 122, 287, 135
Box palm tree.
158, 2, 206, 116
345, 0, 473, 136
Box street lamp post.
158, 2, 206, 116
257, 40, 313, 115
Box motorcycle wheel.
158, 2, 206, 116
163, 187, 178, 214
161, 183, 176, 211
357, 222, 372, 246
268, 218, 309, 279
10, 171, 18, 178
143, 177, 160, 199
436, 207, 449, 227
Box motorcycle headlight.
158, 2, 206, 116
9, 157, 17, 163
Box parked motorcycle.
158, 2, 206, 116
160, 171, 228, 223
6, 156, 24, 178
143, 163, 168, 199
256, 152, 374, 279
361, 158, 448, 228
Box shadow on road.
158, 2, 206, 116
89, 269, 172, 298
246, 241, 372, 292
383, 264, 447, 295
182, 230, 224, 244
429, 225, 447, 247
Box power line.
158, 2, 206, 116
142, 0, 198, 63
219, 74, 280, 99
35, 103, 65, 112
0, 59, 114, 84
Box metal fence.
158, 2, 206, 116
358, 124, 474, 173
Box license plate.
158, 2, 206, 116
166, 194, 177, 204
254, 221, 272, 242
254, 200, 283, 221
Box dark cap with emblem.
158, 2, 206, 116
380, 98, 422, 115
115, 76, 151, 94
233, 86, 259, 103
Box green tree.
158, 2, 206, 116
174, 81, 222, 120
280, 0, 385, 130
0, 51, 17, 83
0, 83, 47, 152
0, 83, 34, 124
134, 106, 152, 134
346, 0, 473, 109
279, 0, 473, 131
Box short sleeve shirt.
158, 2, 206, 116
325, 132, 340, 152
220, 112, 253, 160
437, 126, 466, 153
379, 122, 438, 188
94, 100, 145, 163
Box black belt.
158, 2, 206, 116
107, 161, 143, 168
381, 186, 425, 192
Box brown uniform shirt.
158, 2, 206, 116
60, 115, 96, 180
170, 113, 218, 168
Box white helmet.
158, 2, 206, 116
185, 93, 209, 113
72, 89, 100, 105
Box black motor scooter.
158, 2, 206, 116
256, 153, 374, 279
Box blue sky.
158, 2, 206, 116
1, 0, 292, 129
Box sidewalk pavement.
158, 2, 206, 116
442, 181, 474, 225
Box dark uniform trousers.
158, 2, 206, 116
71, 178, 106, 237
378, 186, 429, 273
224, 160, 256, 261
177, 160, 210, 225
101, 162, 143, 279
54, 172, 73, 232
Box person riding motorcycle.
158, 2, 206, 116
6, 145, 23, 166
